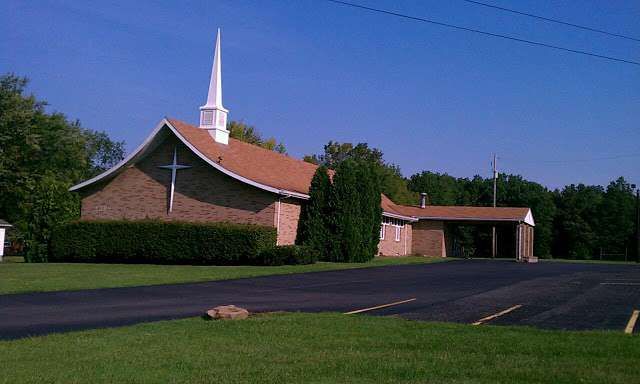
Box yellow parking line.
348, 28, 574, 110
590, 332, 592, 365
624, 310, 639, 334
472, 305, 523, 326
344, 298, 416, 315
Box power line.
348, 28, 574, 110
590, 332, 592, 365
323, 0, 640, 67
459, 0, 640, 43
500, 153, 640, 165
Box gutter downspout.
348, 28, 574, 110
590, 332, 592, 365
403, 224, 407, 255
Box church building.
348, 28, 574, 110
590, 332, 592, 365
70, 30, 536, 261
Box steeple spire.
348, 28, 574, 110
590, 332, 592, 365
199, 28, 229, 144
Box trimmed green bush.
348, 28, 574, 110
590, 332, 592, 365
50, 220, 276, 265
254, 245, 319, 266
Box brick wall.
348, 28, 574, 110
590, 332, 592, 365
378, 223, 412, 256
276, 198, 302, 245
412, 220, 446, 257
80, 136, 277, 227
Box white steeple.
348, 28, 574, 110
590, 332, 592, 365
199, 28, 229, 144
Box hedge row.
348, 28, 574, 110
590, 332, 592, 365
50, 220, 277, 265
256, 245, 319, 266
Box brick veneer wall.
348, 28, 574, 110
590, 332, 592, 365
378, 223, 412, 256
80, 136, 277, 226
412, 220, 446, 257
276, 198, 302, 245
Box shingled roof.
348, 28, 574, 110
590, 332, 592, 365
382, 194, 534, 226
168, 118, 321, 196
70, 118, 315, 199
70, 118, 533, 225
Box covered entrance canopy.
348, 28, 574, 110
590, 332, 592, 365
382, 196, 536, 262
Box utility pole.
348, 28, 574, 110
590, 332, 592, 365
492, 154, 497, 259
635, 184, 639, 263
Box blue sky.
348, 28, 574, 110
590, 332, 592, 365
2, 0, 638, 189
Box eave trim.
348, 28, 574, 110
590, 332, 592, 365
383, 211, 419, 222
415, 215, 535, 226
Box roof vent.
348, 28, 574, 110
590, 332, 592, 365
420, 192, 428, 208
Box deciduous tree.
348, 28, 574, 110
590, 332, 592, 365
0, 74, 125, 261
227, 121, 286, 154
304, 141, 416, 205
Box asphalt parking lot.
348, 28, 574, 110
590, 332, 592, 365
1, 259, 639, 339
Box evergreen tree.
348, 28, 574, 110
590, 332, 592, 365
297, 166, 332, 258
357, 161, 382, 259
327, 160, 362, 262
326, 160, 381, 262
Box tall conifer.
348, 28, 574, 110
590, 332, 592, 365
357, 162, 382, 260
297, 166, 331, 258
327, 160, 362, 262
327, 160, 382, 262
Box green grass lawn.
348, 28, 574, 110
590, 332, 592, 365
540, 258, 639, 265
0, 313, 636, 384
0, 256, 445, 295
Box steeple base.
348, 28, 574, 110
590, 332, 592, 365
204, 127, 230, 145
199, 105, 229, 144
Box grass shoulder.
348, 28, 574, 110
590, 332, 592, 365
0, 256, 445, 295
540, 258, 639, 265
0, 312, 636, 383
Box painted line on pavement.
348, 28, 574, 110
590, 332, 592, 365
601, 283, 640, 286
344, 298, 416, 315
472, 305, 523, 326
624, 310, 639, 334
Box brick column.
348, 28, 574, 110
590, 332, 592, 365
516, 224, 535, 262
516, 223, 527, 262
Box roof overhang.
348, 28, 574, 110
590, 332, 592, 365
415, 209, 535, 227
382, 211, 419, 222
70, 118, 309, 199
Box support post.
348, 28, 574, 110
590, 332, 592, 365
491, 154, 497, 259
515, 224, 521, 262
636, 188, 639, 263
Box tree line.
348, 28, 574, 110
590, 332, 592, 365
1, 73, 636, 261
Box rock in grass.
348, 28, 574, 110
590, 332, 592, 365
206, 305, 249, 320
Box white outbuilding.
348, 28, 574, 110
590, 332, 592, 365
0, 219, 12, 261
